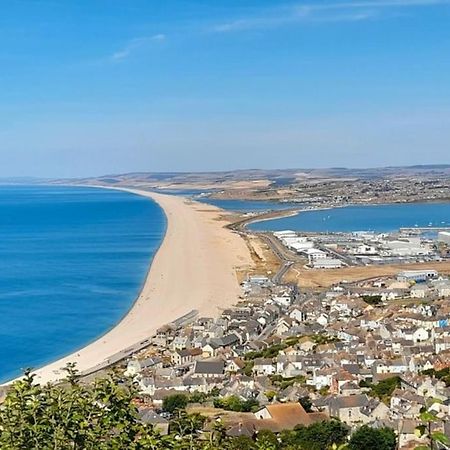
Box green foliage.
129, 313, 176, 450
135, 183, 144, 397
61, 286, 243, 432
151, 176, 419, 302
170, 411, 206, 437
162, 393, 189, 413
244, 335, 337, 365
422, 367, 450, 386
0, 367, 157, 450
269, 374, 306, 390
188, 391, 210, 404
319, 385, 330, 396
244, 344, 288, 361
310, 334, 339, 345
0, 366, 401, 450
431, 431, 450, 446
213, 395, 259, 412
226, 435, 256, 450
284, 336, 302, 347
368, 376, 401, 403
243, 360, 255, 376
414, 410, 450, 450
361, 295, 383, 306
299, 396, 312, 412
348, 425, 396, 450
358, 379, 371, 388
280, 419, 349, 450
256, 430, 280, 449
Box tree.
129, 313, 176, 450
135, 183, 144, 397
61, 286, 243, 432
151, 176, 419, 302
162, 393, 189, 413
283, 420, 349, 450
0, 366, 160, 450
225, 435, 256, 450
170, 411, 206, 439
361, 295, 383, 306
368, 376, 401, 403
348, 425, 396, 450
255, 430, 280, 450
414, 410, 450, 450
299, 395, 312, 412
213, 395, 259, 412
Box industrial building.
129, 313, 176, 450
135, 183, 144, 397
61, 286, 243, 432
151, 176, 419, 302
397, 270, 439, 283
312, 258, 343, 269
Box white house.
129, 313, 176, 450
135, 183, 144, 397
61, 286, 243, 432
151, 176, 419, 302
289, 307, 307, 322
253, 358, 276, 376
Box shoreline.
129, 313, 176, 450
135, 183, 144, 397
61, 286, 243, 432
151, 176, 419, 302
7, 187, 252, 385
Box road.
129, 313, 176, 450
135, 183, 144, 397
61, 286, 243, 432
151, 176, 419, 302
257, 233, 301, 284
314, 243, 363, 267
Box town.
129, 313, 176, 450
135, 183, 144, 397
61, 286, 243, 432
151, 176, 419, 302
116, 256, 450, 449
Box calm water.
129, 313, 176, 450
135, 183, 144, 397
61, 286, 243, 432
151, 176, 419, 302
248, 202, 450, 232
0, 186, 165, 382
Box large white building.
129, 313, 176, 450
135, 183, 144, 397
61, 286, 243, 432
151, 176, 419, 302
312, 258, 343, 269
397, 270, 438, 283
383, 237, 431, 257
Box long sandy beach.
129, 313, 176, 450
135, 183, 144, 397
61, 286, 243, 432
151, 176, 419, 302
29, 189, 252, 384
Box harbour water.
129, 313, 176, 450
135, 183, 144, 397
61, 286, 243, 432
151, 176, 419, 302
200, 198, 302, 212
247, 202, 450, 233
0, 186, 165, 382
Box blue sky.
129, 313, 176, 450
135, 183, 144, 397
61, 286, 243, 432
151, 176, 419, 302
0, 0, 450, 177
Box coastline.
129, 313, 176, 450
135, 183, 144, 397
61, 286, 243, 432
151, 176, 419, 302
13, 188, 252, 385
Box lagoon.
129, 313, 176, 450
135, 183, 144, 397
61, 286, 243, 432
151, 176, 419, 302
247, 202, 450, 233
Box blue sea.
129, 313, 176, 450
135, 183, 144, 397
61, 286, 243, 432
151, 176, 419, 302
0, 185, 165, 382
248, 202, 450, 233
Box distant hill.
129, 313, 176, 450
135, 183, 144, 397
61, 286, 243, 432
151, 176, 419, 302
49, 164, 450, 190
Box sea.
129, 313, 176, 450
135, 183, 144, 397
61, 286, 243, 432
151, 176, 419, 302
0, 185, 165, 382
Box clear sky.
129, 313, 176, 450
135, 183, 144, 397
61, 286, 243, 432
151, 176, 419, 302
1, 0, 450, 177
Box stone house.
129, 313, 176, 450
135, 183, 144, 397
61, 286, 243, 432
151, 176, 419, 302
329, 394, 370, 425
192, 360, 225, 379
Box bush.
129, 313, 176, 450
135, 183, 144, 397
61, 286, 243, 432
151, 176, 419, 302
282, 419, 349, 450
361, 295, 383, 306
299, 395, 312, 412
162, 393, 189, 413
368, 376, 401, 403
213, 395, 259, 412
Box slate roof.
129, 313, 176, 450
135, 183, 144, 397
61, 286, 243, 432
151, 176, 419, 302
194, 360, 225, 375
332, 394, 369, 409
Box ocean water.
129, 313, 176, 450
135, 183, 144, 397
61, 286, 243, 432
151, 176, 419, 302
248, 202, 450, 233
0, 185, 165, 382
